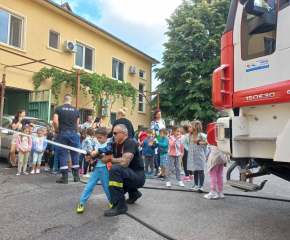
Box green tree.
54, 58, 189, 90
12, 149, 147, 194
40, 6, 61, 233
153, 0, 231, 123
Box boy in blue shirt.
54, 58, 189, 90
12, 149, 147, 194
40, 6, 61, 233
142, 129, 158, 179
156, 128, 169, 181
77, 127, 111, 213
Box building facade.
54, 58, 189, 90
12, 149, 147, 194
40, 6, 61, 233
0, 0, 158, 129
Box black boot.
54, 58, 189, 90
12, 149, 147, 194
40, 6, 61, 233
126, 190, 142, 204
72, 169, 80, 182
56, 172, 68, 184
104, 199, 128, 217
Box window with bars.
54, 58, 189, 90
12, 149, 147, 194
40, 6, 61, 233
79, 109, 93, 124
75, 43, 93, 71
112, 59, 124, 81
0, 9, 23, 49
138, 83, 145, 112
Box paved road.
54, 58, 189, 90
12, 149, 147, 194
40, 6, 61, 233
0, 158, 289, 240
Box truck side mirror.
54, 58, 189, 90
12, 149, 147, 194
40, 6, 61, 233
243, 0, 268, 16
240, 0, 277, 35
248, 11, 276, 35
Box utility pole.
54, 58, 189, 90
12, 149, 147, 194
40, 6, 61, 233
0, 74, 6, 157
76, 69, 80, 109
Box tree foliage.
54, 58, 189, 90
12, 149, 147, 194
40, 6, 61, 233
32, 67, 137, 114
153, 0, 231, 123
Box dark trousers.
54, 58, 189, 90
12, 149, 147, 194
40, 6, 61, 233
44, 152, 50, 164
145, 156, 154, 174
183, 149, 193, 176
83, 159, 90, 175
58, 130, 79, 173
49, 155, 54, 169
109, 165, 145, 204
79, 154, 84, 169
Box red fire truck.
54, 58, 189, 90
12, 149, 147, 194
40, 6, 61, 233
207, 0, 290, 190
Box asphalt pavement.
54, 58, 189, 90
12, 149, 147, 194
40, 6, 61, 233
0, 158, 290, 240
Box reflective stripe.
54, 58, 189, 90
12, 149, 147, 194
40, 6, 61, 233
109, 181, 123, 188
60, 166, 68, 169
71, 165, 79, 168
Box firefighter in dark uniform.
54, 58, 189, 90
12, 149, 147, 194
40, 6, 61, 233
99, 124, 145, 217
53, 94, 80, 184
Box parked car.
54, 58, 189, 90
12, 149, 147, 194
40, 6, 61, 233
1, 115, 51, 166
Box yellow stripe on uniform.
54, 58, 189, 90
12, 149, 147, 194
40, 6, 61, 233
109, 181, 123, 188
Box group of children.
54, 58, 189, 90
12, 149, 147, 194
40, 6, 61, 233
139, 120, 228, 199
16, 125, 49, 175
15, 119, 229, 201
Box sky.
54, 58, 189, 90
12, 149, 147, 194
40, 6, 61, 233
51, 0, 183, 91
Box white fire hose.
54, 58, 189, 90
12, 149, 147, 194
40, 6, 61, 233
0, 127, 88, 155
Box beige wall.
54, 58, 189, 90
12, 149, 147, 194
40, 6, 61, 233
0, 0, 154, 129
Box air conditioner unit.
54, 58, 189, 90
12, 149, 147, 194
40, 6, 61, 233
101, 108, 110, 117
102, 99, 110, 107
129, 66, 137, 74
64, 41, 77, 52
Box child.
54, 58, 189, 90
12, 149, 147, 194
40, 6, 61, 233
82, 127, 94, 178
182, 124, 194, 181
31, 128, 47, 174
77, 127, 111, 213
44, 127, 53, 172
186, 120, 208, 192
142, 129, 158, 179
28, 126, 35, 170
153, 131, 160, 176
204, 145, 228, 199
166, 126, 185, 187
16, 126, 32, 175
51, 137, 59, 173
78, 129, 86, 174
156, 128, 168, 181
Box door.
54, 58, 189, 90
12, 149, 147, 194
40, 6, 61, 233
29, 90, 51, 123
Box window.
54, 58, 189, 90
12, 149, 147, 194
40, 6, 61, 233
79, 109, 93, 124
49, 30, 59, 49
138, 124, 145, 130
0, 10, 23, 48
75, 43, 93, 71
139, 70, 145, 79
1, 117, 11, 129
112, 59, 124, 81
138, 83, 145, 112
280, 0, 290, 9
241, 0, 277, 60
111, 113, 117, 125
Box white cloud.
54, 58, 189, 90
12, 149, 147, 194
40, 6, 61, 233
93, 0, 183, 91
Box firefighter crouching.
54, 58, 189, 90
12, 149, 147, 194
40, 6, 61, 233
99, 124, 145, 217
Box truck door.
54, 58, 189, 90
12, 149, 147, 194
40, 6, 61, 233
28, 90, 51, 123
232, 0, 290, 107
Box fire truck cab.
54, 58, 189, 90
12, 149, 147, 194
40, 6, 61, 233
209, 0, 290, 188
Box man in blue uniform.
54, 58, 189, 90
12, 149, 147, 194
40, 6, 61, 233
53, 94, 80, 184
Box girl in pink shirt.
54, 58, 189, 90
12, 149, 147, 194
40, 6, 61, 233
16, 126, 32, 176
166, 126, 185, 187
